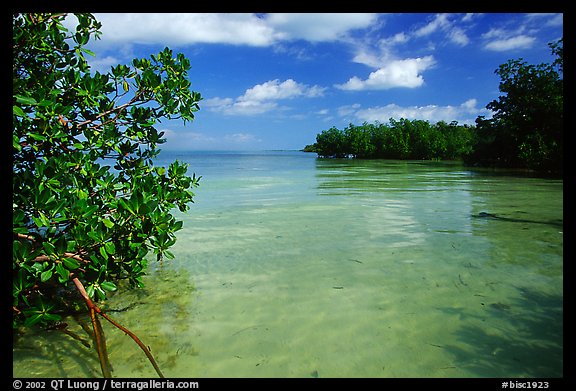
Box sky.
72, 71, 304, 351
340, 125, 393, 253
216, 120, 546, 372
69, 13, 563, 151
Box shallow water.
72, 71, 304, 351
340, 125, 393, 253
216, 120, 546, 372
13, 151, 563, 378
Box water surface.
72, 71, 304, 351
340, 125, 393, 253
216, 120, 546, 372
13, 151, 563, 378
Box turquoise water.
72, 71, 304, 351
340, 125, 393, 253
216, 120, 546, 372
13, 151, 563, 378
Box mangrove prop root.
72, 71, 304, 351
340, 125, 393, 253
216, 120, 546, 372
90, 306, 113, 378
99, 312, 165, 378
72, 276, 165, 378
15, 232, 164, 377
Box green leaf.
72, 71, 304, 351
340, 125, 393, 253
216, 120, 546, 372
13, 134, 22, 151
42, 241, 56, 255
37, 99, 53, 107
63, 257, 80, 270
31, 216, 44, 229
55, 263, 70, 282
77, 189, 88, 200
95, 286, 106, 300
29, 133, 47, 141
82, 48, 95, 57
86, 285, 95, 299
100, 281, 117, 292
24, 313, 43, 327
104, 241, 116, 255
118, 198, 135, 215
172, 220, 183, 232
40, 270, 53, 282
13, 105, 26, 117
14, 95, 37, 106
102, 218, 115, 229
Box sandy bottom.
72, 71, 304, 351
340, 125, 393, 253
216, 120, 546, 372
13, 157, 563, 378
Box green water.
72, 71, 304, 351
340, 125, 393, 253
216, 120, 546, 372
13, 151, 563, 378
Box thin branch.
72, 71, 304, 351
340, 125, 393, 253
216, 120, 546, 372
76, 90, 147, 129
15, 233, 90, 264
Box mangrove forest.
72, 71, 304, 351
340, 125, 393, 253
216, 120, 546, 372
306, 38, 563, 176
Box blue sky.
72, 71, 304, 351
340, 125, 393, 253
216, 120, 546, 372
71, 13, 563, 151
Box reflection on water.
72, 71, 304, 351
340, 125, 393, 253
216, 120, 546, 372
13, 152, 563, 378
315, 158, 473, 193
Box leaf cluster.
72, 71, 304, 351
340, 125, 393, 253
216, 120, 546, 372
465, 39, 563, 173
13, 13, 202, 328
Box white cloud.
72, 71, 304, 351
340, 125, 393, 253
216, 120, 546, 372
161, 128, 261, 150
337, 103, 362, 117
160, 128, 217, 149
344, 14, 472, 91
414, 13, 451, 37
461, 13, 477, 23
525, 13, 563, 27
265, 13, 378, 42
545, 13, 563, 27
480, 14, 556, 52
340, 98, 491, 125
335, 56, 435, 90
351, 32, 410, 68
89, 13, 379, 48
88, 55, 122, 73
224, 133, 261, 143
241, 79, 324, 101
484, 35, 535, 51
413, 13, 470, 47
205, 79, 325, 116
94, 13, 281, 47
448, 27, 470, 46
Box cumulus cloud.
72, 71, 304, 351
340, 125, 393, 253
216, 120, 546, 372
341, 13, 474, 91
241, 79, 324, 101
335, 56, 435, 90
205, 79, 325, 115
339, 98, 491, 125
94, 13, 280, 47
89, 13, 378, 48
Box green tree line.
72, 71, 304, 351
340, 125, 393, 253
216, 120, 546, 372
307, 119, 475, 160
306, 38, 563, 175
